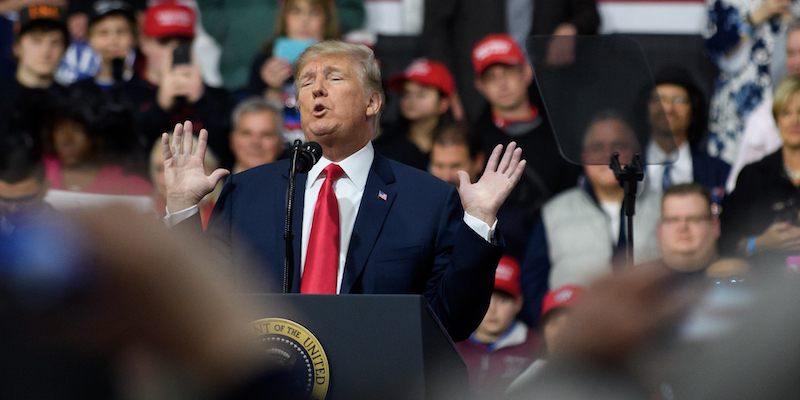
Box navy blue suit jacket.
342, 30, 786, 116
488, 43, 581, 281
202, 151, 502, 341
691, 150, 731, 191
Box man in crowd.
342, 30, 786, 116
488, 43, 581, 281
429, 121, 484, 186
429, 121, 533, 260
645, 65, 730, 195
456, 255, 540, 398
228, 96, 287, 174
657, 183, 721, 273
137, 0, 233, 167
520, 112, 663, 326
470, 33, 583, 256
161, 41, 526, 341
1, 4, 68, 117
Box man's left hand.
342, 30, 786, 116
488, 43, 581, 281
457, 142, 526, 226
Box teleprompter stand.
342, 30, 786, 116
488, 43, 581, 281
610, 152, 644, 269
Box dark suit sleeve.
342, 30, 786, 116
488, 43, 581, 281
424, 186, 503, 342
204, 176, 236, 280
519, 220, 551, 327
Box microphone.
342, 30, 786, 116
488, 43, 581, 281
284, 140, 322, 292
295, 141, 322, 173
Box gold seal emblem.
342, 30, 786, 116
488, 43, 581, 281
250, 318, 330, 400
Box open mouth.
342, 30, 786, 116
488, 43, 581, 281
313, 104, 327, 116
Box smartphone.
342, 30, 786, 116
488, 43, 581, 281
172, 44, 192, 67
273, 37, 318, 64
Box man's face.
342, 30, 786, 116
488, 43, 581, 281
297, 53, 380, 158
140, 36, 181, 75
429, 143, 480, 186
650, 84, 692, 143
0, 176, 48, 225
475, 64, 531, 112
475, 291, 522, 339
582, 119, 637, 191
657, 193, 719, 272
787, 30, 800, 76
88, 15, 134, 62
230, 110, 284, 171
15, 30, 66, 77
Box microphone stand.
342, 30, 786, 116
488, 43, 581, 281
284, 140, 304, 293
610, 152, 644, 269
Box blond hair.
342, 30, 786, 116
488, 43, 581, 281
773, 75, 800, 121
294, 41, 384, 135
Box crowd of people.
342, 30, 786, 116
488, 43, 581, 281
3, 0, 800, 398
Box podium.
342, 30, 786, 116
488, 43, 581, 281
241, 294, 471, 400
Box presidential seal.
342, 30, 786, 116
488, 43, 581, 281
250, 318, 330, 400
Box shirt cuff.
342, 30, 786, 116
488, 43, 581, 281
164, 204, 199, 228
463, 212, 497, 242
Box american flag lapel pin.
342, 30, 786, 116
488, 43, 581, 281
378, 190, 388, 201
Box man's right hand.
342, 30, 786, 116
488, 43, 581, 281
163, 121, 230, 213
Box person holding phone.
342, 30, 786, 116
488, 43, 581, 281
247, 0, 341, 144
137, 1, 234, 168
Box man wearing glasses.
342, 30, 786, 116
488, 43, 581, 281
657, 183, 721, 273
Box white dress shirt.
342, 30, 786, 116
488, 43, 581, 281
646, 140, 693, 192
165, 141, 496, 293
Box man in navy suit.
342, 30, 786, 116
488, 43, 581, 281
645, 65, 730, 195
160, 41, 526, 341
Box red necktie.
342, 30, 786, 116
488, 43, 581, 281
301, 164, 345, 294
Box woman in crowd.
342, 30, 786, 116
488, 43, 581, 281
247, 0, 340, 143
705, 0, 800, 164
720, 74, 800, 263
42, 93, 152, 196
373, 58, 456, 170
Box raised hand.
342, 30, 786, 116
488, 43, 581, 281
457, 142, 527, 226
162, 121, 230, 212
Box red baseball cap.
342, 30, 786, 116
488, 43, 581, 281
493, 255, 521, 297
143, 2, 196, 39
387, 59, 456, 98
541, 285, 584, 317
471, 33, 526, 76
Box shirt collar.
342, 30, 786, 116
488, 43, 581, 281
647, 140, 690, 164
306, 141, 374, 191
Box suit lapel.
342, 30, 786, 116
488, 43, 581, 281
340, 153, 396, 293
282, 168, 307, 293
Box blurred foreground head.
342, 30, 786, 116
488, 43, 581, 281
0, 206, 275, 399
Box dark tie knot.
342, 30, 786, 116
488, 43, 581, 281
323, 164, 345, 182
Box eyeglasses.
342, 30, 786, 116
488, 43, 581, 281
660, 214, 713, 225
651, 95, 690, 105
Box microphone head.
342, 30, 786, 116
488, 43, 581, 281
294, 141, 323, 174
302, 142, 322, 164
